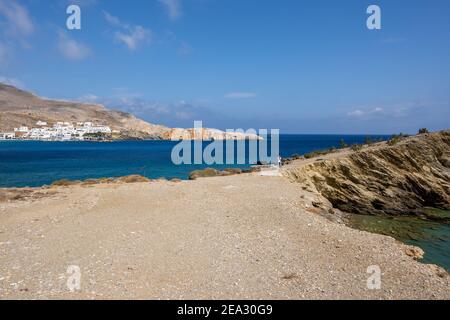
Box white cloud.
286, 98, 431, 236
347, 107, 383, 117
78, 93, 99, 102
103, 10, 122, 27
159, 0, 182, 21
77, 94, 220, 127
225, 92, 257, 99
103, 11, 151, 51
58, 31, 91, 61
115, 26, 151, 51
0, 0, 34, 67
347, 110, 364, 117
0, 0, 34, 37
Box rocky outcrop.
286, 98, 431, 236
188, 167, 264, 180
188, 168, 243, 180
284, 131, 450, 220
163, 127, 262, 141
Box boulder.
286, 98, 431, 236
403, 245, 425, 260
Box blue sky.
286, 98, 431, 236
0, 0, 449, 134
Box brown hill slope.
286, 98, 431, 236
0, 83, 170, 139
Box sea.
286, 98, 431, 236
0, 134, 386, 188
1, 134, 449, 271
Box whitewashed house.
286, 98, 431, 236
14, 126, 29, 133
9, 121, 112, 141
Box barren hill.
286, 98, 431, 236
0, 84, 260, 140
0, 84, 171, 139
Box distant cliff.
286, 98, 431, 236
0, 83, 259, 140
284, 131, 450, 220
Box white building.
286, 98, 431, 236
13, 121, 112, 141
14, 126, 29, 132
87, 126, 112, 134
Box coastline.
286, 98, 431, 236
0, 134, 391, 189
1, 168, 449, 299
1, 131, 449, 299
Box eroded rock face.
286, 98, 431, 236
164, 127, 262, 141
285, 131, 450, 218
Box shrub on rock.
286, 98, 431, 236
116, 175, 151, 183
189, 168, 220, 180
51, 179, 81, 187
223, 168, 242, 175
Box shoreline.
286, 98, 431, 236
2, 169, 448, 273
1, 169, 449, 299
2, 131, 450, 272
1, 131, 449, 299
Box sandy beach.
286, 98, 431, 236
1, 166, 449, 299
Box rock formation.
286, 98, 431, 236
163, 127, 261, 141
284, 131, 450, 220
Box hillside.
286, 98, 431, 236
0, 84, 171, 139
0, 84, 260, 140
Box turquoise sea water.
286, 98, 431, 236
347, 210, 450, 272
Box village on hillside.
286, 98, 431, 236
0, 121, 113, 141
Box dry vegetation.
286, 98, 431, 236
0, 188, 58, 203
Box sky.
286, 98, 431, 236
0, 0, 449, 134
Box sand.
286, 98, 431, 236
0, 171, 449, 299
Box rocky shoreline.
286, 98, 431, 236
3, 131, 449, 224
283, 131, 450, 223
280, 131, 450, 273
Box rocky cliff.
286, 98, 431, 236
163, 127, 261, 140
284, 131, 450, 220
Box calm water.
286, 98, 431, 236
347, 209, 450, 271
0, 134, 387, 188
